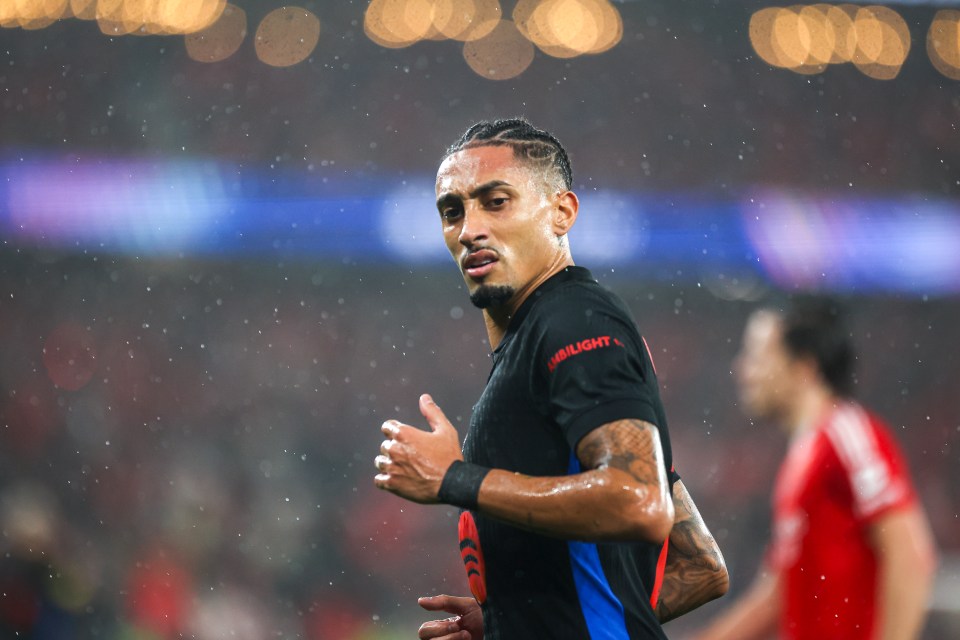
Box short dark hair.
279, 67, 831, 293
443, 118, 573, 191
779, 295, 856, 397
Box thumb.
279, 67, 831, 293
417, 595, 448, 611
418, 594, 470, 614
420, 394, 452, 433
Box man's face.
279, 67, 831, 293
435, 145, 563, 309
734, 311, 800, 422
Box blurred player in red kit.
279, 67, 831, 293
695, 297, 937, 640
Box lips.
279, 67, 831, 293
462, 249, 498, 279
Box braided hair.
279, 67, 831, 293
443, 118, 573, 192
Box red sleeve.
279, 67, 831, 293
823, 403, 916, 523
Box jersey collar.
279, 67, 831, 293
494, 266, 596, 355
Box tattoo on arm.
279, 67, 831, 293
576, 419, 661, 487
579, 423, 725, 619
655, 481, 729, 623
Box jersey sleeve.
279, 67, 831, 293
823, 404, 917, 523
533, 295, 664, 453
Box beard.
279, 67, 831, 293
469, 284, 515, 309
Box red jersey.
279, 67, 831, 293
767, 401, 917, 639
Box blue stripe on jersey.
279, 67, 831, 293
567, 453, 630, 639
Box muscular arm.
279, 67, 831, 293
476, 419, 674, 542
870, 505, 937, 640
376, 397, 673, 543
655, 480, 729, 623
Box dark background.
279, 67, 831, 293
0, 1, 958, 638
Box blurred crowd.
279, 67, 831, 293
1, 1, 958, 638
0, 251, 957, 638
0, 1, 958, 197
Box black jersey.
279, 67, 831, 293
459, 266, 679, 640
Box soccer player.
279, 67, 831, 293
694, 298, 937, 640
373, 118, 729, 639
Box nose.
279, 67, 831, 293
458, 204, 488, 248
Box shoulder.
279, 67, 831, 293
822, 402, 905, 465
821, 401, 915, 517
526, 280, 651, 376
529, 277, 636, 333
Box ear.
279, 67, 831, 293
553, 190, 579, 236
794, 354, 823, 387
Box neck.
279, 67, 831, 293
785, 383, 839, 436
482, 254, 575, 350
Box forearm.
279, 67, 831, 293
872, 508, 937, 640
656, 481, 728, 623
877, 569, 931, 640
476, 465, 673, 542
466, 419, 675, 542
378, 413, 674, 541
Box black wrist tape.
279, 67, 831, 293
437, 460, 490, 510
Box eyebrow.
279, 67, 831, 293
436, 180, 514, 209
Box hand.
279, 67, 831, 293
374, 394, 463, 504
417, 594, 483, 640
